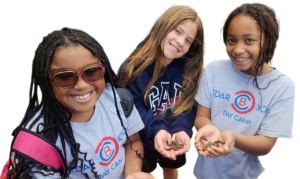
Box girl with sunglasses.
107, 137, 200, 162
1, 27, 154, 179
118, 5, 204, 179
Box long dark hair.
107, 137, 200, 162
7, 27, 141, 179
222, 3, 280, 89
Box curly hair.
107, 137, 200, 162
222, 3, 280, 89
6, 27, 141, 179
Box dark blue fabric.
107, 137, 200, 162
119, 59, 196, 150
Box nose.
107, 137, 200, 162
73, 76, 89, 89
176, 36, 185, 46
233, 43, 245, 55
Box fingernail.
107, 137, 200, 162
225, 145, 229, 151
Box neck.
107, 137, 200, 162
69, 107, 95, 123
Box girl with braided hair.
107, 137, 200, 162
1, 27, 154, 179
193, 3, 295, 179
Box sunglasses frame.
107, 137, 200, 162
49, 63, 106, 89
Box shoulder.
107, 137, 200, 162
205, 59, 231, 69
272, 67, 295, 88
24, 107, 44, 132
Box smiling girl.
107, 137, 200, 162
1, 27, 154, 179
193, 3, 295, 179
118, 5, 204, 179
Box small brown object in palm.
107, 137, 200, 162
199, 137, 225, 151
165, 137, 184, 151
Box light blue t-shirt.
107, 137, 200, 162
26, 84, 144, 179
194, 60, 294, 179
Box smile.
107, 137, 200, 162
170, 43, 179, 52
72, 91, 92, 100
235, 57, 249, 62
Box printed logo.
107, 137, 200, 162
95, 137, 119, 166
231, 90, 255, 114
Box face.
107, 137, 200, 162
226, 15, 264, 75
161, 20, 197, 65
49, 45, 105, 121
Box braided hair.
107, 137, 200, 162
6, 27, 141, 179
222, 3, 280, 90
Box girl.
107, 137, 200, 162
193, 3, 295, 179
1, 27, 154, 179
118, 5, 204, 179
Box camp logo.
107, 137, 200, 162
95, 137, 119, 166
231, 90, 255, 114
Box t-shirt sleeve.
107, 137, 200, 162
195, 62, 214, 108
125, 105, 145, 136
258, 80, 295, 138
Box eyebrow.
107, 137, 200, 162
176, 26, 195, 42
227, 34, 259, 38
49, 62, 100, 73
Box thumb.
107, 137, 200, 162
194, 130, 203, 145
221, 131, 234, 151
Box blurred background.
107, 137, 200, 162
0, 0, 298, 178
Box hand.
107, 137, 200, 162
194, 124, 220, 157
125, 172, 155, 179
171, 131, 190, 156
204, 130, 235, 158
154, 130, 176, 160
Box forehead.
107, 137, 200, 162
50, 45, 100, 71
177, 20, 197, 38
228, 15, 260, 35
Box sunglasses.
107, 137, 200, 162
49, 63, 106, 88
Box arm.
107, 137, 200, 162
168, 102, 198, 138
231, 133, 277, 155
124, 132, 143, 176
125, 76, 170, 150
194, 105, 277, 157
124, 132, 155, 179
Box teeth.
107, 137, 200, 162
170, 44, 179, 52
236, 57, 248, 62
73, 92, 91, 99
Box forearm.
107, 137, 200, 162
124, 135, 144, 177
194, 116, 211, 131
233, 132, 277, 155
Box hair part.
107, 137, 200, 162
118, 5, 204, 115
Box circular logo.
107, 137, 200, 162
95, 137, 119, 166
231, 90, 255, 114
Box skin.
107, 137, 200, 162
154, 21, 197, 179
226, 15, 273, 76
49, 45, 105, 122
161, 20, 197, 66
50, 45, 153, 179
194, 15, 277, 158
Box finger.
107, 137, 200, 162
205, 147, 220, 157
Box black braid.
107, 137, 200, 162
6, 27, 143, 179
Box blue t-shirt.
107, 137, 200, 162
194, 60, 294, 179
26, 84, 144, 179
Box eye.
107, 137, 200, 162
246, 39, 255, 43
227, 39, 234, 43
84, 67, 101, 76
185, 39, 191, 44
55, 72, 75, 81
175, 29, 180, 34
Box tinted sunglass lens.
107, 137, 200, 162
83, 67, 103, 82
55, 72, 77, 88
